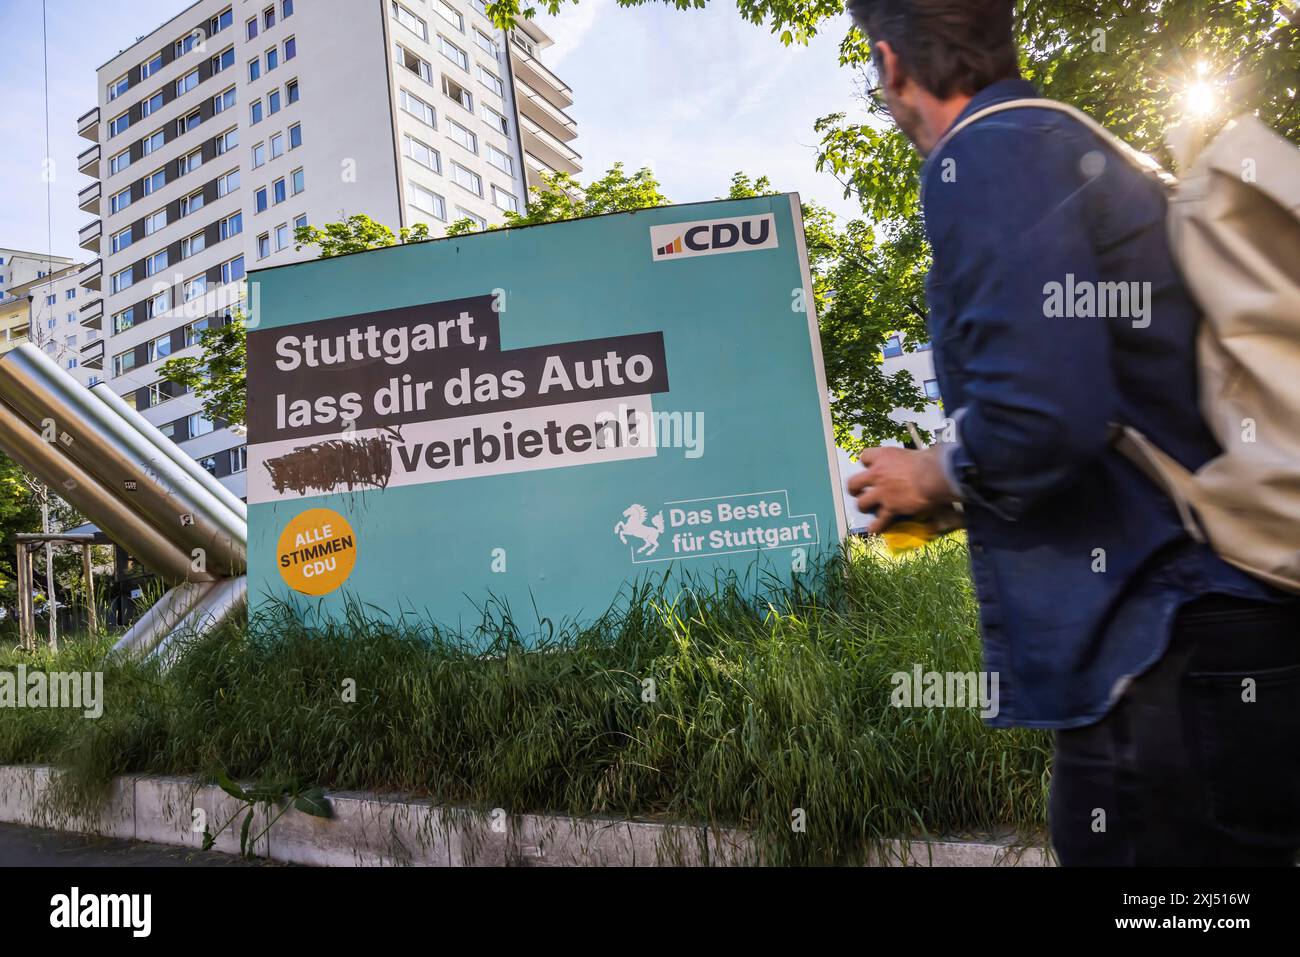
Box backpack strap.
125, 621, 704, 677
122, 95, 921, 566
931, 98, 1177, 188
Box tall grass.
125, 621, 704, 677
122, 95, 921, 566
0, 540, 1051, 864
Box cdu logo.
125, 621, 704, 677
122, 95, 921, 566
650, 213, 778, 261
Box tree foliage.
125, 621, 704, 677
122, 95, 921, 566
158, 315, 249, 428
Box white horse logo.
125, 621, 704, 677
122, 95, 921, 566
615, 504, 665, 556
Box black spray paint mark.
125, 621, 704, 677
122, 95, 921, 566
264, 432, 397, 496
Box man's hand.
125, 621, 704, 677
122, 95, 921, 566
847, 445, 956, 535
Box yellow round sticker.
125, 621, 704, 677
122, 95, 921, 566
277, 508, 357, 595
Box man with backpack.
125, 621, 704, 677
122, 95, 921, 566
843, 0, 1300, 865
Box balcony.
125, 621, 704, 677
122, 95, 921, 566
80, 297, 104, 330
509, 47, 573, 109
78, 181, 101, 215
520, 116, 582, 176
79, 219, 102, 254
78, 106, 100, 142
79, 259, 102, 293
514, 78, 577, 144
79, 338, 105, 370
78, 144, 101, 178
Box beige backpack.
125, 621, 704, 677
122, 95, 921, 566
937, 100, 1300, 593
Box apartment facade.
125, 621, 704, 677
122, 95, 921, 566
77, 0, 579, 498
881, 331, 945, 435
10, 264, 105, 386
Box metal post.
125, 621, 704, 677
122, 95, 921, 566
16, 543, 31, 651
81, 543, 97, 635
40, 486, 57, 652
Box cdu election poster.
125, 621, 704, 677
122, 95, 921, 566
245, 194, 848, 636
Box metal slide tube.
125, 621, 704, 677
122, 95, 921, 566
0, 397, 206, 585
91, 382, 247, 523
149, 575, 247, 670
110, 580, 216, 659
0, 345, 245, 576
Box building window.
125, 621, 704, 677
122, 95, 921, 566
267, 133, 282, 159
275, 223, 291, 250
478, 65, 503, 97
142, 90, 165, 117
109, 149, 131, 175
247, 17, 259, 40
447, 119, 476, 153
110, 188, 132, 214
264, 6, 276, 29
291, 168, 305, 195
395, 44, 432, 83
289, 123, 302, 149
392, 2, 429, 40
481, 103, 508, 136
230, 446, 248, 473
113, 350, 137, 377
442, 75, 472, 111
251, 99, 264, 124
436, 0, 463, 32
178, 109, 201, 135
409, 181, 446, 221
282, 0, 294, 18
109, 112, 130, 137
474, 29, 498, 58
210, 8, 234, 33
266, 47, 279, 72
438, 36, 468, 71
141, 52, 164, 78
188, 415, 215, 439
915, 340, 933, 352
221, 256, 246, 284
112, 307, 135, 334
181, 231, 206, 258
210, 47, 235, 75
283, 36, 296, 60
214, 86, 237, 113
185, 317, 213, 346
144, 208, 167, 235
220, 211, 243, 240
145, 250, 168, 277
111, 227, 133, 254
181, 189, 205, 216
404, 134, 440, 172
179, 148, 202, 175
287, 78, 300, 103
486, 143, 512, 175
45, 294, 56, 306
216, 128, 238, 155
255, 187, 269, 212
456, 206, 486, 230
176, 70, 199, 97
66, 288, 76, 300
184, 275, 208, 301
924, 378, 942, 401
149, 288, 170, 318
217, 169, 240, 196
249, 58, 261, 82
882, 335, 903, 358
257, 233, 271, 258
272, 178, 286, 204
488, 184, 514, 210
147, 333, 173, 363
110, 266, 134, 294
268, 89, 282, 114
253, 142, 266, 168
450, 162, 482, 197
141, 129, 165, 156
400, 88, 436, 127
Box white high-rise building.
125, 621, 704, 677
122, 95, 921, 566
76, 0, 580, 498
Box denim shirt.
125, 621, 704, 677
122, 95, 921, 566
920, 79, 1282, 729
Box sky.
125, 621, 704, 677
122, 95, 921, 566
0, 0, 871, 258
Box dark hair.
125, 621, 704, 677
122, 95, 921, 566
845, 0, 1020, 98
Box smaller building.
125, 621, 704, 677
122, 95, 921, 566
4, 261, 105, 387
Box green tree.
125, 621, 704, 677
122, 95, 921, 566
293, 213, 433, 258
158, 315, 248, 428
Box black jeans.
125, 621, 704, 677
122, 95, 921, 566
1049, 594, 1300, 866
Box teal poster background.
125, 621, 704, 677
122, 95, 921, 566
246, 194, 847, 636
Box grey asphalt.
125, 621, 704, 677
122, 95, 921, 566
0, 822, 284, 866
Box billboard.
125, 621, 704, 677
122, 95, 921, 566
246, 195, 847, 634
